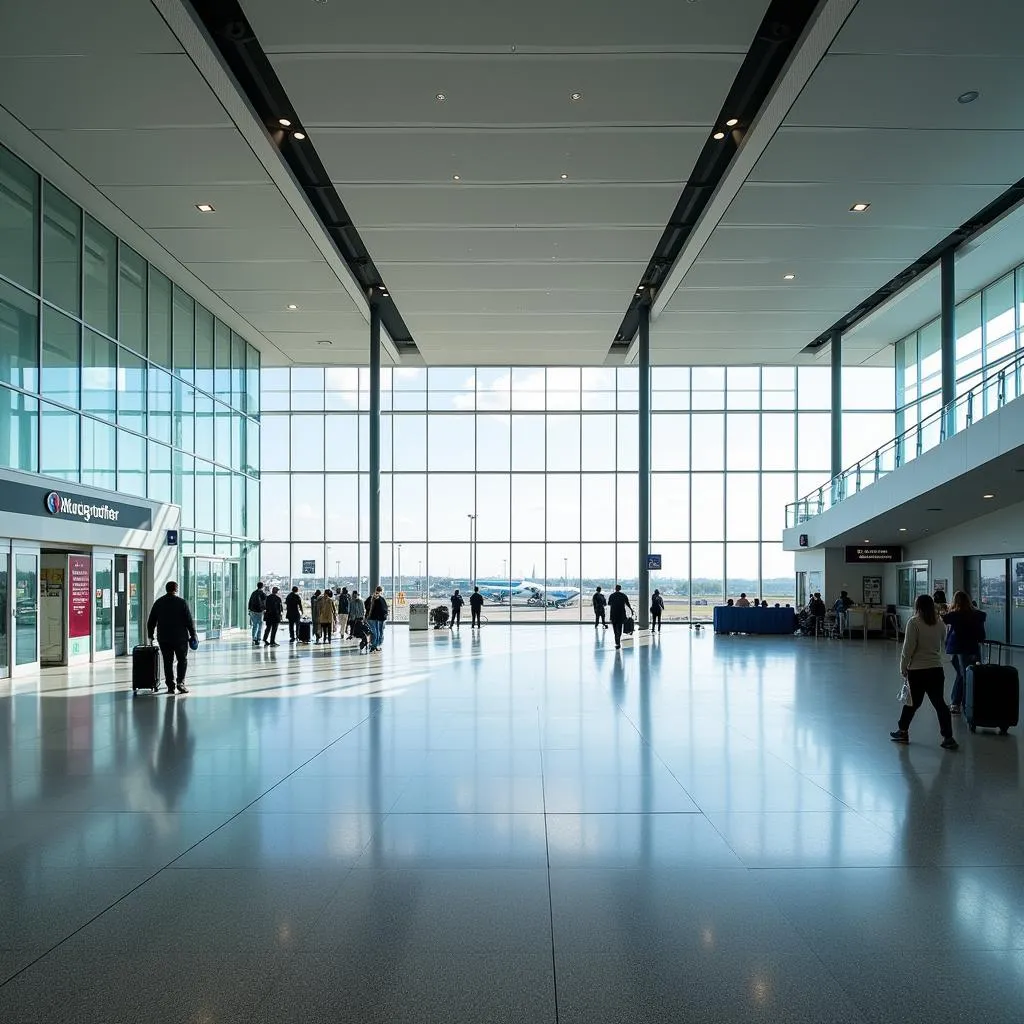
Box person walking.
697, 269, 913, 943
450, 589, 465, 629
311, 589, 323, 644
593, 586, 607, 629
284, 586, 303, 643
943, 590, 987, 714
349, 589, 368, 652
607, 584, 633, 650
891, 594, 958, 749
318, 588, 337, 643
146, 581, 198, 694
367, 586, 389, 652
337, 587, 350, 640
651, 589, 665, 632
469, 586, 484, 628
263, 586, 283, 647
247, 582, 266, 646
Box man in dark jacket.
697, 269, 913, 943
311, 589, 322, 643
469, 587, 484, 628
338, 587, 350, 639
607, 584, 633, 649
650, 589, 665, 632
368, 586, 389, 652
284, 586, 303, 643
593, 587, 607, 629
147, 581, 198, 694
450, 589, 465, 629
263, 586, 283, 647
247, 583, 266, 646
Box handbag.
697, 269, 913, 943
898, 677, 914, 706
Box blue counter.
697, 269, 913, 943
713, 606, 796, 635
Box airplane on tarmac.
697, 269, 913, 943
474, 579, 581, 608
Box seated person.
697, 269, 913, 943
808, 593, 827, 618
726, 598, 734, 607
735, 593, 752, 608
761, 600, 770, 608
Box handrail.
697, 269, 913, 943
787, 345, 1024, 529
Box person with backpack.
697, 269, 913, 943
348, 589, 369, 652
592, 586, 607, 629
367, 586, 389, 652
247, 582, 266, 646
337, 587, 351, 640
317, 588, 337, 643
650, 589, 665, 632
450, 589, 465, 629
263, 586, 283, 647
943, 590, 987, 714
310, 589, 323, 643
469, 587, 484, 628
284, 586, 303, 643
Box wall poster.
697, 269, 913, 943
862, 576, 882, 606
68, 556, 92, 640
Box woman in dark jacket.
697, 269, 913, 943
943, 590, 986, 714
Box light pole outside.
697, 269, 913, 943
397, 543, 402, 603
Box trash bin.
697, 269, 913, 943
408, 602, 429, 631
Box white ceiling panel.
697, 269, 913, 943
271, 53, 743, 128
698, 225, 951, 263
380, 262, 644, 293
245, 0, 768, 52
362, 227, 658, 263
264, 329, 371, 350
722, 182, 1005, 229
35, 129, 270, 187
0, 56, 231, 130
664, 286, 864, 314
315, 128, 706, 185
184, 261, 347, 292
751, 128, 1024, 186
340, 184, 680, 228
148, 228, 322, 264
832, 0, 1024, 57
218, 290, 367, 314
657, 311, 837, 335
677, 257, 905, 292
395, 291, 626, 316
245, 310, 369, 335
786, 54, 1024, 131
403, 313, 619, 335
100, 184, 301, 230
0, 0, 182, 56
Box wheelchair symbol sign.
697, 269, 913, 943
646, 554, 662, 571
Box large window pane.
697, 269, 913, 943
117, 347, 146, 434
581, 475, 616, 542
476, 415, 511, 470
83, 215, 116, 336
148, 366, 172, 444
42, 307, 80, 408
581, 414, 617, 470
546, 475, 580, 541
81, 417, 116, 490
761, 473, 795, 540
617, 414, 638, 471
690, 414, 723, 471
216, 467, 231, 534
117, 429, 147, 497
246, 343, 260, 416
796, 413, 830, 473
0, 385, 38, 472
761, 413, 795, 470
617, 473, 638, 542
726, 413, 760, 470
511, 415, 545, 471
476, 474, 510, 540
725, 473, 759, 540
0, 280, 38, 392
726, 543, 760, 603
148, 267, 172, 368
325, 474, 359, 540
40, 402, 79, 481
511, 474, 545, 541
214, 319, 231, 403
195, 304, 215, 394
194, 459, 215, 532
174, 379, 195, 453
651, 474, 689, 541
118, 245, 146, 354
547, 415, 580, 471
195, 392, 214, 460
428, 474, 475, 541
172, 285, 194, 382
82, 329, 116, 421
149, 441, 172, 503
691, 543, 724, 607
392, 414, 426, 471
651, 414, 689, 471
428, 415, 474, 470
0, 146, 39, 291
42, 184, 81, 315
291, 414, 325, 472
691, 474, 724, 540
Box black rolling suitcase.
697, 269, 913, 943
965, 642, 1019, 734
297, 618, 312, 644
622, 617, 635, 636
132, 644, 161, 693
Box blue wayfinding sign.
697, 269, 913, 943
646, 554, 662, 571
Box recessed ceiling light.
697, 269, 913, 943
712, 131, 726, 140
725, 118, 739, 127
560, 173, 568, 180
898, 527, 907, 532
278, 118, 292, 128
983, 493, 995, 499
850, 202, 871, 212
957, 90, 980, 104
287, 304, 298, 310
570, 92, 582, 101
195, 203, 215, 213
381, 291, 389, 298
783, 273, 795, 280
435, 92, 446, 102
316, 339, 333, 346
452, 174, 461, 181
863, 539, 871, 544
293, 131, 306, 140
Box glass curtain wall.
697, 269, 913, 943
0, 142, 262, 619
259, 365, 883, 622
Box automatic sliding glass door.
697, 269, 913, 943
13, 549, 39, 674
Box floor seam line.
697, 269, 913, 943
538, 705, 560, 1024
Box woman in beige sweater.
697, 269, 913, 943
891, 594, 957, 749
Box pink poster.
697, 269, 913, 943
68, 556, 92, 639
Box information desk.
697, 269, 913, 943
713, 606, 797, 635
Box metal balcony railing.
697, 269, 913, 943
787, 346, 1024, 529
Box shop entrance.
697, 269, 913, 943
113, 553, 146, 656
183, 556, 240, 639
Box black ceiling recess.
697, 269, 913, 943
185, 0, 416, 351
612, 0, 823, 349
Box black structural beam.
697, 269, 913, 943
185, 0, 416, 350
612, 0, 823, 349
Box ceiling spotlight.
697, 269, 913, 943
712, 131, 726, 140
898, 527, 907, 532
381, 291, 389, 298
983, 493, 995, 498
783, 273, 795, 280
570, 92, 582, 101
560, 173, 568, 180
435, 92, 447, 102
725, 118, 739, 127
293, 131, 306, 140
278, 118, 292, 128
850, 202, 871, 212
287, 304, 298, 310
195, 203, 215, 213
452, 174, 461, 181
957, 90, 980, 104
863, 539, 871, 544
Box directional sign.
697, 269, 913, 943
646, 554, 662, 571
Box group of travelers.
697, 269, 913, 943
591, 585, 659, 648
449, 587, 485, 629
727, 593, 778, 610
247, 582, 390, 654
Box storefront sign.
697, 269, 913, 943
845, 545, 902, 564
68, 556, 92, 639
0, 478, 152, 530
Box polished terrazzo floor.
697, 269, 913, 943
1, 626, 1022, 1023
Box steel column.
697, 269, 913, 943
940, 249, 956, 438
638, 303, 651, 631
369, 302, 381, 593
830, 328, 843, 479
